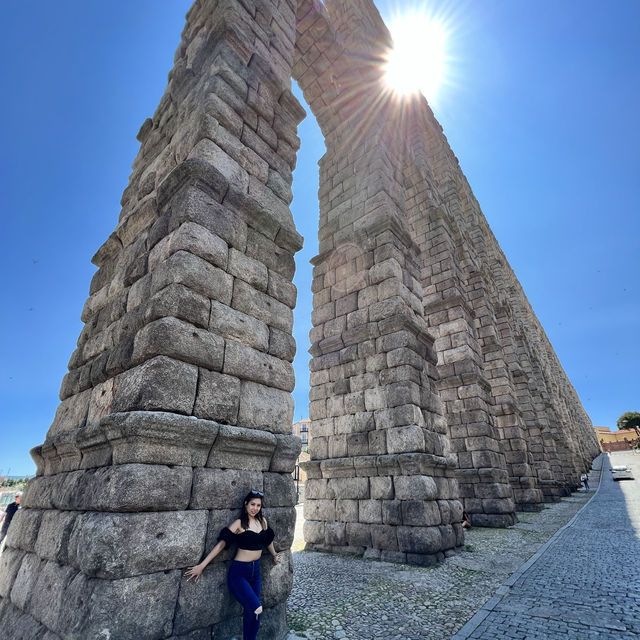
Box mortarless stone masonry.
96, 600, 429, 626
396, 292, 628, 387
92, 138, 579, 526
0, 1, 599, 638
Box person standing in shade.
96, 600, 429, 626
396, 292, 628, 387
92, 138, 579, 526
0, 492, 21, 547
185, 489, 280, 640
581, 473, 590, 490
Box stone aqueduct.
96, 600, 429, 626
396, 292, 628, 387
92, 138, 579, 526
0, 0, 599, 638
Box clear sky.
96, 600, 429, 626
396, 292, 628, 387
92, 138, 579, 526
1, 1, 638, 476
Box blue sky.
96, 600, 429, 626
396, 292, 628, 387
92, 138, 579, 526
1, 1, 638, 476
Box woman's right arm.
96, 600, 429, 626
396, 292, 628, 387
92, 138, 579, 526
184, 519, 240, 582
184, 539, 226, 581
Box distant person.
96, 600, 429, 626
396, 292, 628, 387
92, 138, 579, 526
462, 510, 472, 529
0, 492, 21, 545
581, 473, 590, 490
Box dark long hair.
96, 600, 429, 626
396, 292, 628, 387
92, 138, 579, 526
239, 490, 266, 531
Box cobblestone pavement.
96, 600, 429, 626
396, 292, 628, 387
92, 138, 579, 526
455, 451, 640, 640
285, 457, 612, 640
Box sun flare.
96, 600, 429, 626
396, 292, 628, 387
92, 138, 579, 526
385, 14, 447, 101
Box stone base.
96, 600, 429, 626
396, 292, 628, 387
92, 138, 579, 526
471, 513, 518, 528
0, 598, 288, 640
0, 600, 54, 640
515, 503, 545, 512
302, 453, 464, 563
303, 543, 464, 567
305, 542, 365, 556
303, 518, 465, 567
512, 486, 545, 512
541, 481, 571, 502
2, 410, 300, 640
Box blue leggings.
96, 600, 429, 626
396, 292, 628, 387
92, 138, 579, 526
227, 559, 262, 640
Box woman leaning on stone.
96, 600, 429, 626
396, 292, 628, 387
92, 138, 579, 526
185, 489, 280, 640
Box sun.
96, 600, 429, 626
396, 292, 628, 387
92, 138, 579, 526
384, 13, 448, 101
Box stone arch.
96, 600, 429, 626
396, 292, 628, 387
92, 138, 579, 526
0, 2, 463, 637
294, 0, 464, 565
0, 1, 599, 638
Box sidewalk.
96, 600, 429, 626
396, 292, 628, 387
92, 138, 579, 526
286, 459, 606, 640
453, 451, 640, 639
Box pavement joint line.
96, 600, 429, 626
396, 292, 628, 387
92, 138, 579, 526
450, 454, 605, 640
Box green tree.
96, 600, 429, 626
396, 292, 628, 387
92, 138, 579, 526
617, 411, 640, 430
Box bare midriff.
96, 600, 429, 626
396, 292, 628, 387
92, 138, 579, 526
234, 549, 263, 562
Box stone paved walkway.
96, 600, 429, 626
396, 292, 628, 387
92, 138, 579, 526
454, 451, 640, 640
285, 454, 633, 640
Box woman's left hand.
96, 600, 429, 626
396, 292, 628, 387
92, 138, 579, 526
272, 552, 281, 565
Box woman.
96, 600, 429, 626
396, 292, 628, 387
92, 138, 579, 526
185, 490, 280, 640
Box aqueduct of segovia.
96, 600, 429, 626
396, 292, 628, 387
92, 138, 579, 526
0, 0, 599, 638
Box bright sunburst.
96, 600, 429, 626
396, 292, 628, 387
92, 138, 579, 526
385, 13, 448, 101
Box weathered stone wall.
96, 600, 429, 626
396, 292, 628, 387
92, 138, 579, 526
0, 0, 599, 638
399, 91, 599, 523
296, 0, 463, 566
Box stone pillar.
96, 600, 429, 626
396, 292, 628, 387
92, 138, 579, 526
400, 105, 517, 529
0, 1, 304, 638
466, 268, 542, 512
508, 284, 593, 493
420, 213, 515, 527
511, 333, 564, 501
304, 215, 464, 564
302, 134, 464, 563
492, 302, 545, 511
299, 1, 463, 564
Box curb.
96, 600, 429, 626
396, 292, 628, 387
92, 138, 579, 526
450, 454, 606, 640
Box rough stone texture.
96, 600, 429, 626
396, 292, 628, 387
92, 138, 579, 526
238, 380, 295, 433
0, 600, 49, 640
112, 355, 198, 414
173, 560, 237, 635
0, 548, 26, 599
69, 510, 208, 579
7, 0, 598, 638
10, 552, 44, 611
28, 561, 78, 634
302, 0, 598, 556
190, 468, 264, 510
80, 571, 182, 640
301, 0, 474, 542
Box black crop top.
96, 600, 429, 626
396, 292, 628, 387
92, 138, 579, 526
218, 526, 275, 550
